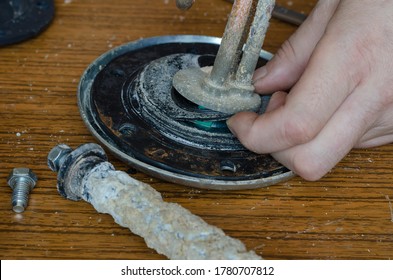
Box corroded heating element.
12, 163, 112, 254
48, 143, 261, 260
173, 0, 275, 114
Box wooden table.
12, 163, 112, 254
1, 0, 392, 260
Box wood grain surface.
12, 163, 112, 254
1, 0, 392, 260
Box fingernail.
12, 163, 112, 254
226, 118, 237, 137
252, 66, 268, 84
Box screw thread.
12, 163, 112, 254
11, 180, 31, 213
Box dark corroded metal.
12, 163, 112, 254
48, 143, 108, 201
78, 36, 294, 190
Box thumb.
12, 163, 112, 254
254, 0, 340, 93
226, 91, 287, 153
226, 111, 261, 153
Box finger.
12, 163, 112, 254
358, 135, 393, 148
226, 91, 287, 148
253, 0, 340, 93
272, 83, 381, 181
356, 108, 393, 148
229, 0, 379, 154
265, 91, 287, 113
228, 25, 367, 154
226, 111, 259, 140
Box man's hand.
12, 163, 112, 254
227, 0, 393, 180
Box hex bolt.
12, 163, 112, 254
7, 168, 37, 213
47, 143, 72, 172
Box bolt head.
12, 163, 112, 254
7, 168, 38, 189
47, 144, 72, 172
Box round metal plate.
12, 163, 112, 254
78, 35, 294, 190
0, 0, 54, 46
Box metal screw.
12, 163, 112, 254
7, 168, 37, 213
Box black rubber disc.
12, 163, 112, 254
0, 0, 54, 46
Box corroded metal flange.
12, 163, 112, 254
78, 35, 294, 190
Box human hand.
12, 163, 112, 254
227, 0, 393, 180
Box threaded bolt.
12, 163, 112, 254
7, 168, 37, 213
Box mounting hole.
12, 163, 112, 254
220, 160, 237, 174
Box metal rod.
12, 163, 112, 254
225, 0, 306, 26
208, 0, 256, 87
235, 0, 274, 86
172, 0, 277, 113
